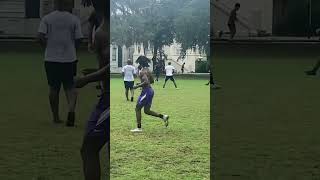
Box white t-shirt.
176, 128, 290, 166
122, 65, 136, 81
38, 11, 83, 63
165, 65, 175, 76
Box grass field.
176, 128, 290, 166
110, 78, 210, 179
0, 49, 210, 179
0, 50, 107, 180
213, 45, 320, 180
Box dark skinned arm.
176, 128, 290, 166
133, 74, 149, 89
38, 32, 47, 48
75, 65, 109, 88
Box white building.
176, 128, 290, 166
110, 41, 206, 73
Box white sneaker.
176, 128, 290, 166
130, 128, 142, 133
162, 115, 169, 127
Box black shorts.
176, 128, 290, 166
44, 61, 77, 91
165, 76, 175, 81
124, 81, 134, 89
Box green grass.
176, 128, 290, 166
110, 78, 210, 179
213, 53, 320, 180
0, 50, 210, 179
0, 51, 107, 180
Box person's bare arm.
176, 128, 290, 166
75, 65, 109, 88
81, 68, 98, 75
38, 33, 47, 48
133, 74, 149, 89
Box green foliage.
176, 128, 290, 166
111, 0, 210, 57
195, 60, 209, 73
174, 0, 210, 55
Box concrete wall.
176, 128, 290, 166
0, 0, 92, 37
212, 0, 273, 36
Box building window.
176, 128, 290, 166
112, 47, 117, 61
25, 0, 40, 18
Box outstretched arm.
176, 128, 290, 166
75, 65, 109, 88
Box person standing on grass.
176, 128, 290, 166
131, 56, 169, 133
206, 71, 221, 89
227, 3, 240, 40
163, 62, 178, 88
38, 0, 82, 126
154, 62, 161, 82
122, 60, 137, 102
76, 0, 109, 179
181, 62, 185, 74
205, 63, 221, 89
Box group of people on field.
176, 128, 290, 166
38, 0, 219, 179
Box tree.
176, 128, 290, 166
174, 0, 210, 56
111, 0, 210, 69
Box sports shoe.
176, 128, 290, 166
305, 70, 316, 76
130, 128, 142, 132
162, 115, 169, 127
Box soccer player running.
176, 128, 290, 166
131, 56, 169, 133
163, 62, 178, 88
75, 0, 109, 179
227, 3, 240, 40
122, 60, 137, 101
38, 0, 82, 126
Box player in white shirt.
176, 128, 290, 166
163, 62, 178, 88
38, 0, 83, 126
122, 60, 137, 101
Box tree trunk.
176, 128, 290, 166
152, 45, 158, 71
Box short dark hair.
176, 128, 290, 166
235, 3, 240, 8
168, 62, 171, 65
127, 60, 133, 65
136, 56, 150, 68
